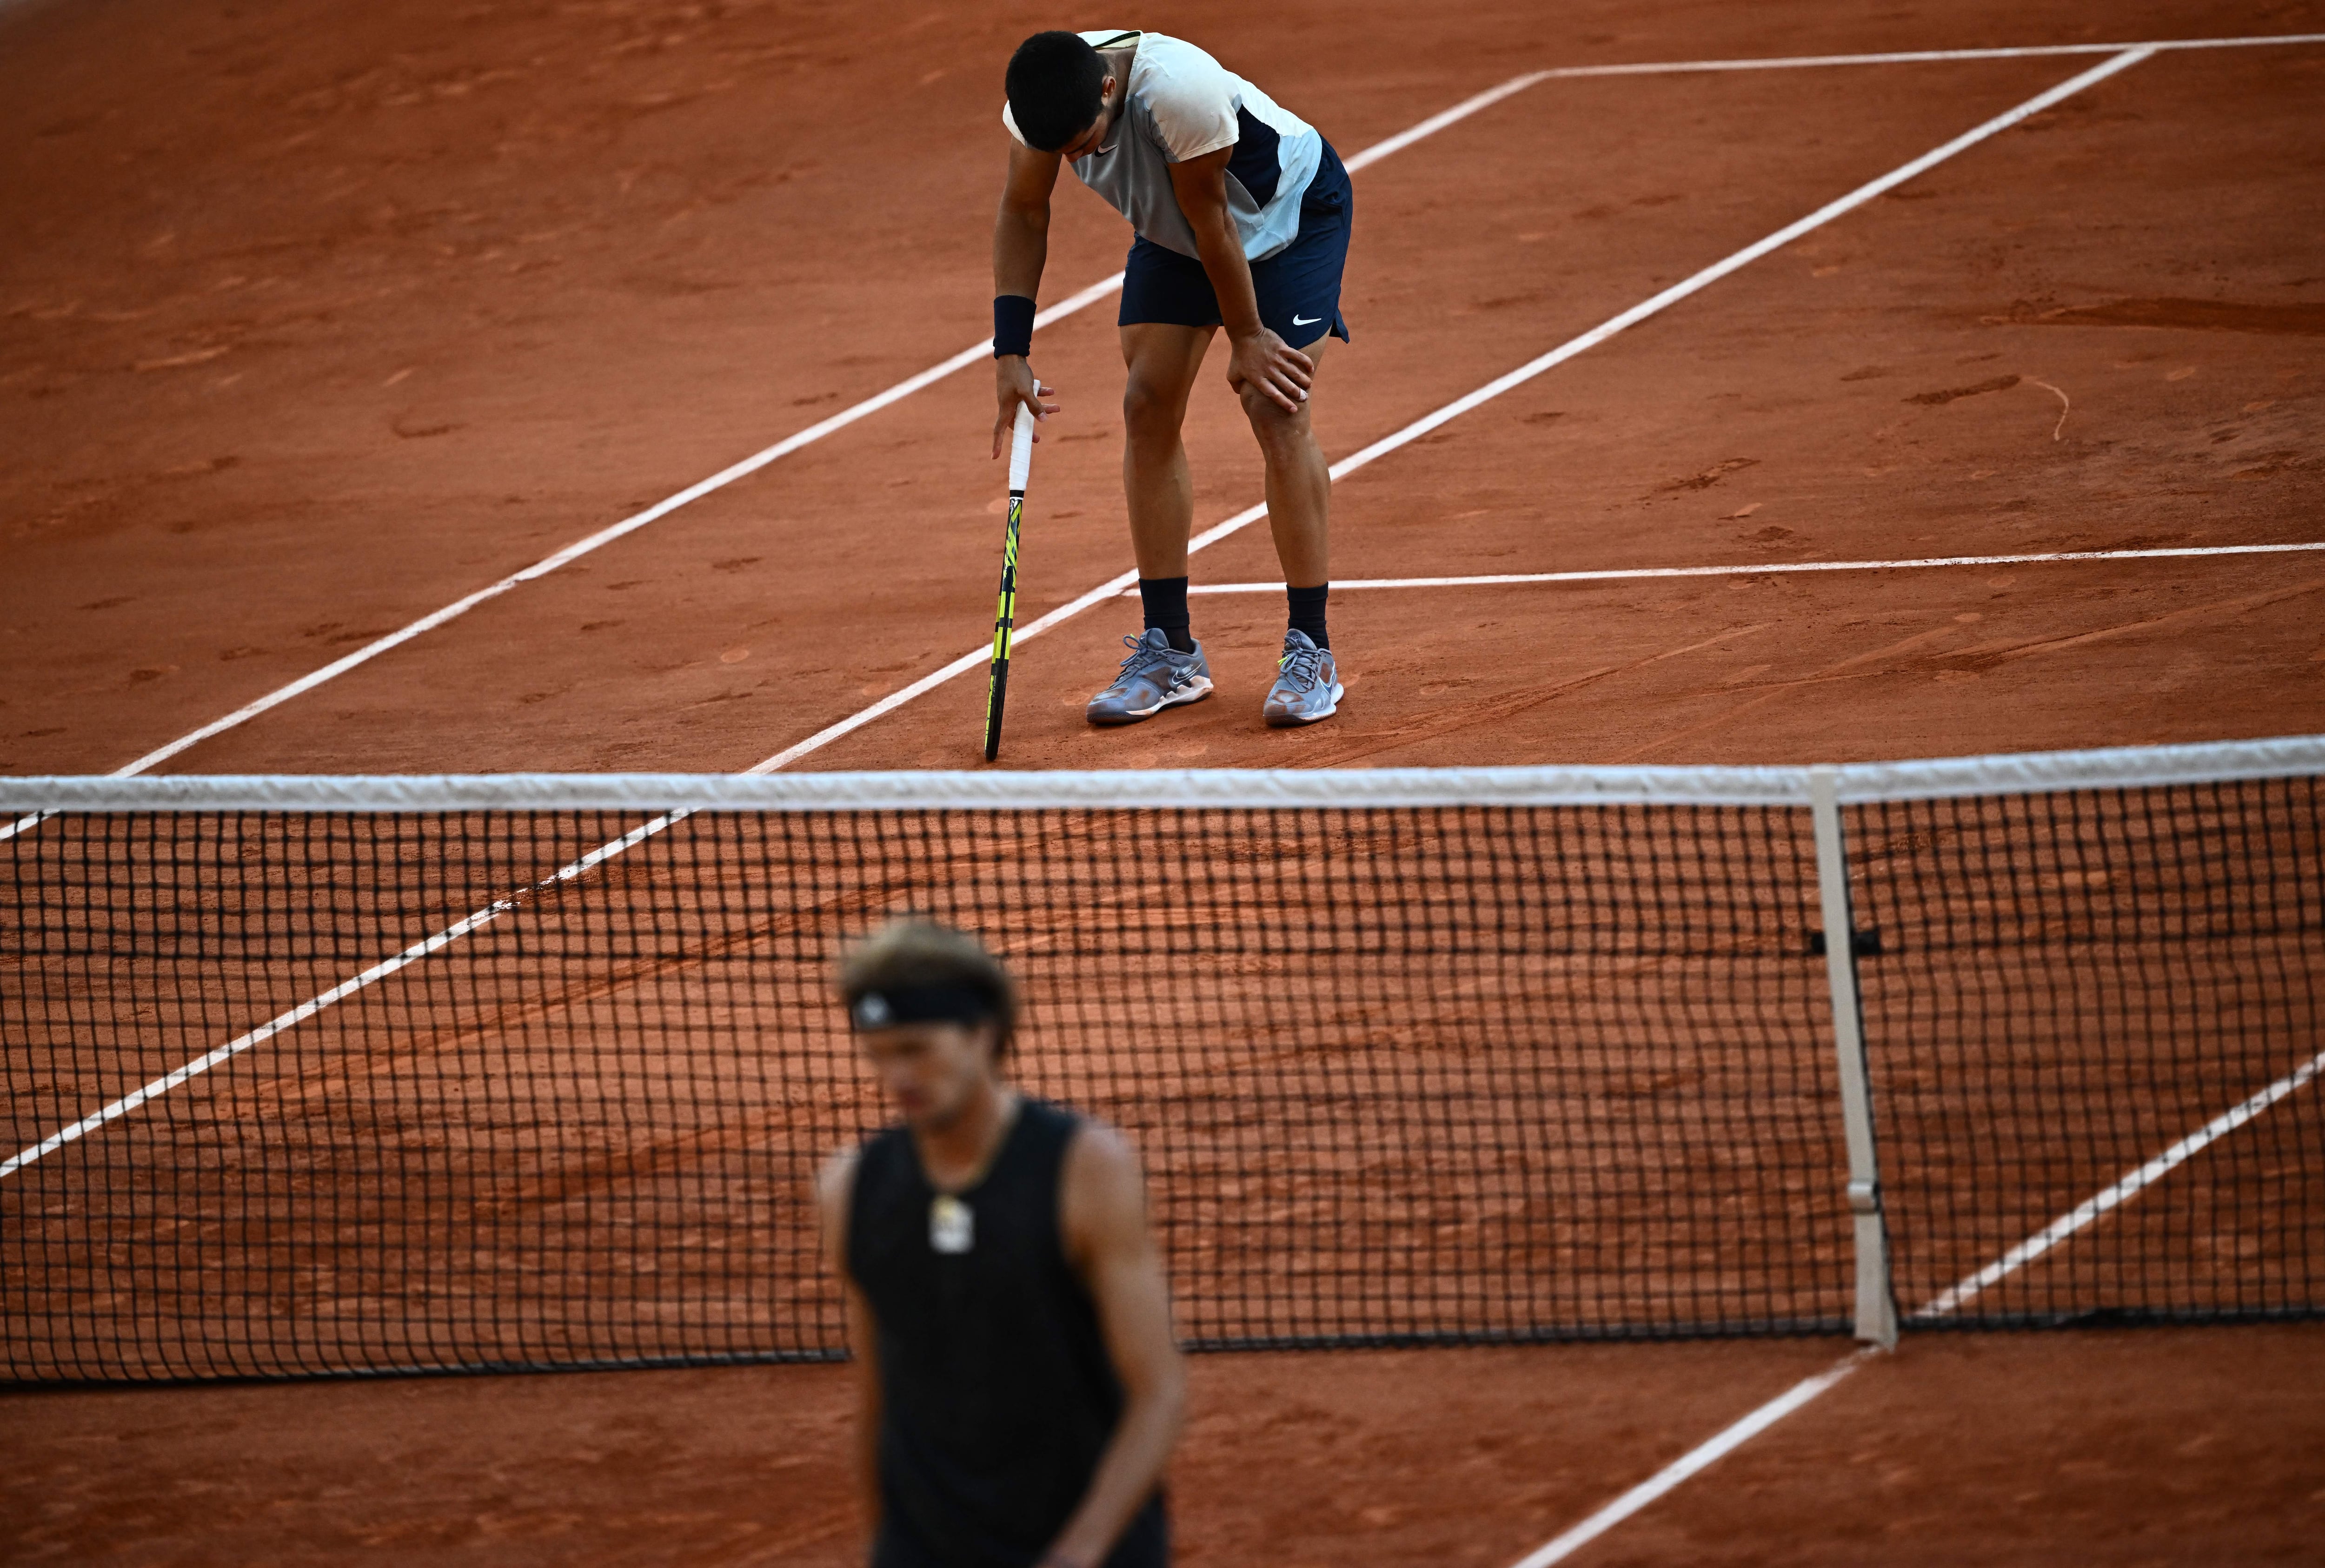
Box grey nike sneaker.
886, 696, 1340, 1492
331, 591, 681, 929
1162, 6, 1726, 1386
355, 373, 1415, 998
1086, 628, 1214, 725
1263, 629, 1342, 727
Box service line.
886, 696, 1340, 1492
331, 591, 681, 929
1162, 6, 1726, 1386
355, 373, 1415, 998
1173, 542, 2325, 595
1, 50, 2168, 1177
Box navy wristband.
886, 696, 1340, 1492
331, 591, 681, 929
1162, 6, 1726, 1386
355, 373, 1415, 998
993, 295, 1035, 358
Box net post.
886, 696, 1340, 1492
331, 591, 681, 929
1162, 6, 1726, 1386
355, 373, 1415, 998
1809, 766, 1899, 1348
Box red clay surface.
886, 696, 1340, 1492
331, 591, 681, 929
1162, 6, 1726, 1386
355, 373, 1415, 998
6, 1329, 2323, 1566
3, 0, 2320, 775
7, 0, 2325, 1562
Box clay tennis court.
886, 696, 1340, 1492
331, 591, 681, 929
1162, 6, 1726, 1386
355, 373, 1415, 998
5, 0, 2324, 1562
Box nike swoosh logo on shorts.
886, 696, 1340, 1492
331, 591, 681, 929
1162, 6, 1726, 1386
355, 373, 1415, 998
1292, 314, 1321, 326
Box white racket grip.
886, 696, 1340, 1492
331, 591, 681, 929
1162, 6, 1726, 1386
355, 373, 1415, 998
1008, 403, 1036, 493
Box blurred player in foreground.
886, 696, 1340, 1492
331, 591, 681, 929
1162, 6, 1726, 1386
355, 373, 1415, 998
819, 920, 1184, 1568
991, 28, 1354, 728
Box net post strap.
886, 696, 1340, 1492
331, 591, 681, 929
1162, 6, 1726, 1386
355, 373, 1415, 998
1809, 766, 1900, 1349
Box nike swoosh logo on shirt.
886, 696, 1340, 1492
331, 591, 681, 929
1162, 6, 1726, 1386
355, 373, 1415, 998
1292, 314, 1321, 326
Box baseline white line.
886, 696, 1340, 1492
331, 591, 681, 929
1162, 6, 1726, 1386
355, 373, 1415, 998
1913, 1046, 2325, 1320
0, 70, 1553, 829
1528, 33, 2325, 79
750, 47, 2159, 774
1507, 1349, 1881, 1567
1176, 542, 2325, 594
0, 49, 2170, 1177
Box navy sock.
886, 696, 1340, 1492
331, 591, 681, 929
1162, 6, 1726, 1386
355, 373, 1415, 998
1139, 576, 1194, 653
1287, 582, 1329, 650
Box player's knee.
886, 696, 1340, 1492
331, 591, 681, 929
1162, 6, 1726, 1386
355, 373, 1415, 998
1240, 385, 1309, 450
1122, 377, 1180, 441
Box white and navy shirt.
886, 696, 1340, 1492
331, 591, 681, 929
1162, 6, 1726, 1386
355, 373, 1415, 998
1003, 30, 1323, 263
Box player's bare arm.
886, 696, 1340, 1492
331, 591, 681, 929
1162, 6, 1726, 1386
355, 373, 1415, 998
816, 1149, 883, 1534
1164, 148, 1312, 415
993, 141, 1065, 458
1042, 1123, 1186, 1568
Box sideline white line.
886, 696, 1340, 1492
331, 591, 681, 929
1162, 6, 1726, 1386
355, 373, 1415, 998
1341, 69, 1551, 170
0, 811, 688, 1182
0, 49, 2167, 1179
751, 47, 2159, 774
1507, 1349, 1880, 1567
1530, 33, 2325, 79
1501, 1041, 2325, 1567
0, 71, 1550, 821
1913, 1046, 2325, 1320
1177, 542, 2325, 594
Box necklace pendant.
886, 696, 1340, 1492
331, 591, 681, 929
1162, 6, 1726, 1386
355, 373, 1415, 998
929, 1194, 974, 1254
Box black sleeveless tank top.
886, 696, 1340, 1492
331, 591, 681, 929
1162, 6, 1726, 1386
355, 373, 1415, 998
848, 1098, 1169, 1568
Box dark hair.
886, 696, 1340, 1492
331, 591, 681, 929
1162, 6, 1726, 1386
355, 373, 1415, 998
839, 919, 1019, 1053
1006, 31, 1106, 152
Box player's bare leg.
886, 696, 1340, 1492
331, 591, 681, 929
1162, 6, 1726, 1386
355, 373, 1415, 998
1119, 322, 1213, 578
1086, 322, 1217, 726
1235, 336, 1329, 589
1238, 337, 1341, 726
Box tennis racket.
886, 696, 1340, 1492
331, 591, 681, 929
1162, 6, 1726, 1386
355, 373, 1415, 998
983, 403, 1037, 761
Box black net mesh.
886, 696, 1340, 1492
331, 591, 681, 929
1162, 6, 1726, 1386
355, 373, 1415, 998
1851, 775, 2325, 1328
2, 800, 1849, 1382
6, 763, 2320, 1383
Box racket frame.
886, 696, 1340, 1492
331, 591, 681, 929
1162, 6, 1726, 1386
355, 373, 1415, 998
983, 404, 1037, 760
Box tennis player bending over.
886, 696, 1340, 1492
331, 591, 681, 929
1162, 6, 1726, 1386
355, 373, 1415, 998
992, 29, 1353, 727
819, 920, 1183, 1568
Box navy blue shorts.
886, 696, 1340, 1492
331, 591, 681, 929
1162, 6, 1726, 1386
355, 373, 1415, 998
1118, 139, 1353, 349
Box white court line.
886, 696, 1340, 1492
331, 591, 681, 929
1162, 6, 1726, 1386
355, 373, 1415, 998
1913, 1046, 2325, 1320
1528, 33, 2325, 79
751, 47, 2159, 774
1501, 1044, 2325, 1566
1176, 542, 2325, 595
0, 52, 2169, 1178
0, 812, 687, 1182
1507, 1349, 1880, 1567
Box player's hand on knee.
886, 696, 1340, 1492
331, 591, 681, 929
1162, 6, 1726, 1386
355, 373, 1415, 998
1226, 330, 1312, 416
993, 358, 1059, 458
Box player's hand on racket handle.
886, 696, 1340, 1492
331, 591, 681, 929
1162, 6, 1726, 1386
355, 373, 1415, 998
1225, 328, 1312, 415
993, 357, 1059, 460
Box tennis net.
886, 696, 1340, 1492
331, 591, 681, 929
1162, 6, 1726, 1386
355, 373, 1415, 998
1, 737, 2319, 1382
